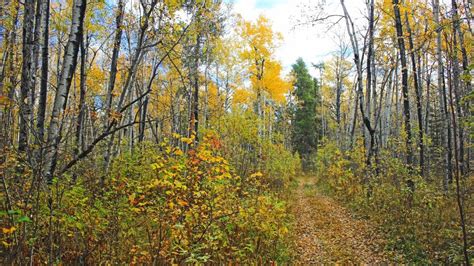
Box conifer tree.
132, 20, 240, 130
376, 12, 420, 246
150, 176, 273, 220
291, 58, 321, 171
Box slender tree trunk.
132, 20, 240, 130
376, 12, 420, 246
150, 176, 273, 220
341, 0, 375, 167
29, 0, 42, 132
104, 0, 158, 172
138, 62, 159, 143
424, 54, 431, 137
18, 0, 36, 152
115, 0, 158, 112
128, 85, 134, 152
36, 0, 50, 150
191, 33, 201, 141
75, 34, 87, 155
449, 31, 465, 177
393, 0, 414, 199
335, 51, 344, 142
203, 55, 210, 129
405, 12, 424, 176
451, 0, 469, 175
365, 0, 378, 167
394, 59, 400, 137
102, 0, 125, 176
104, 0, 124, 127
349, 81, 359, 148
432, 0, 453, 188
138, 95, 148, 142
383, 65, 396, 147
447, 58, 470, 266
424, 68, 431, 178
43, 0, 87, 183
1, 0, 19, 132
365, 0, 374, 149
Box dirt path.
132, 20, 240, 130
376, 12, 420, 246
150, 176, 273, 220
291, 176, 389, 264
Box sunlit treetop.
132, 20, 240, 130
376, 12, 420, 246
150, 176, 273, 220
235, 14, 290, 104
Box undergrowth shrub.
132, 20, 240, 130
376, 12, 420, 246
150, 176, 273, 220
315, 140, 474, 263
1, 133, 294, 264
216, 110, 301, 188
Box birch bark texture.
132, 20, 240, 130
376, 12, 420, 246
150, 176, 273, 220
43, 0, 87, 183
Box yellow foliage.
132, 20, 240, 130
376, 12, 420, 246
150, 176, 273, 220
232, 88, 254, 105
237, 15, 290, 104
2, 226, 16, 234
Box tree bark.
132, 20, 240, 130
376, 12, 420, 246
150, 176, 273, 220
340, 0, 376, 167
365, 0, 375, 149
104, 0, 157, 173
138, 61, 159, 143
138, 95, 148, 142
447, 55, 470, 266
102, 0, 125, 176
75, 34, 88, 155
393, 0, 413, 168
393, 0, 415, 200
43, 0, 87, 183
104, 0, 125, 127
451, 0, 469, 175
433, 0, 453, 188
405, 12, 424, 176
18, 0, 36, 152
30, 0, 42, 130
36, 0, 50, 148
191, 32, 201, 141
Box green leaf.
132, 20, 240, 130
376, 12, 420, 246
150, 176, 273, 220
7, 210, 21, 215
17, 216, 31, 223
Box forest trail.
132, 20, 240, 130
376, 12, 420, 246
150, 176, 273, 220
291, 176, 390, 264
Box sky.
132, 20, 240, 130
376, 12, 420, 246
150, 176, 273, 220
230, 0, 366, 76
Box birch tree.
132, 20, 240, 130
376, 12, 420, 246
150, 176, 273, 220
43, 0, 87, 183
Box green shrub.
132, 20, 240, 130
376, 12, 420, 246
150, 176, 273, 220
314, 140, 473, 263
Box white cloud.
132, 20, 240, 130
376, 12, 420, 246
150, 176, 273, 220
230, 0, 366, 76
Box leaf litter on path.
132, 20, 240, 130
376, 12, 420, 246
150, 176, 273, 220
291, 176, 390, 264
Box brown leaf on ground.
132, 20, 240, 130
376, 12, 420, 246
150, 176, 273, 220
291, 176, 390, 264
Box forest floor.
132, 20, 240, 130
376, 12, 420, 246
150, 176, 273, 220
291, 176, 391, 264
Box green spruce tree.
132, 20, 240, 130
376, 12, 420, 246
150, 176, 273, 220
291, 58, 321, 171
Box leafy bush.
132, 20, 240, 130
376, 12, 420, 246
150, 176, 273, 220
314, 140, 473, 263
216, 110, 301, 188
1, 133, 293, 264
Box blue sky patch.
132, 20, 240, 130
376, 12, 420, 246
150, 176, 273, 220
255, 0, 286, 9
